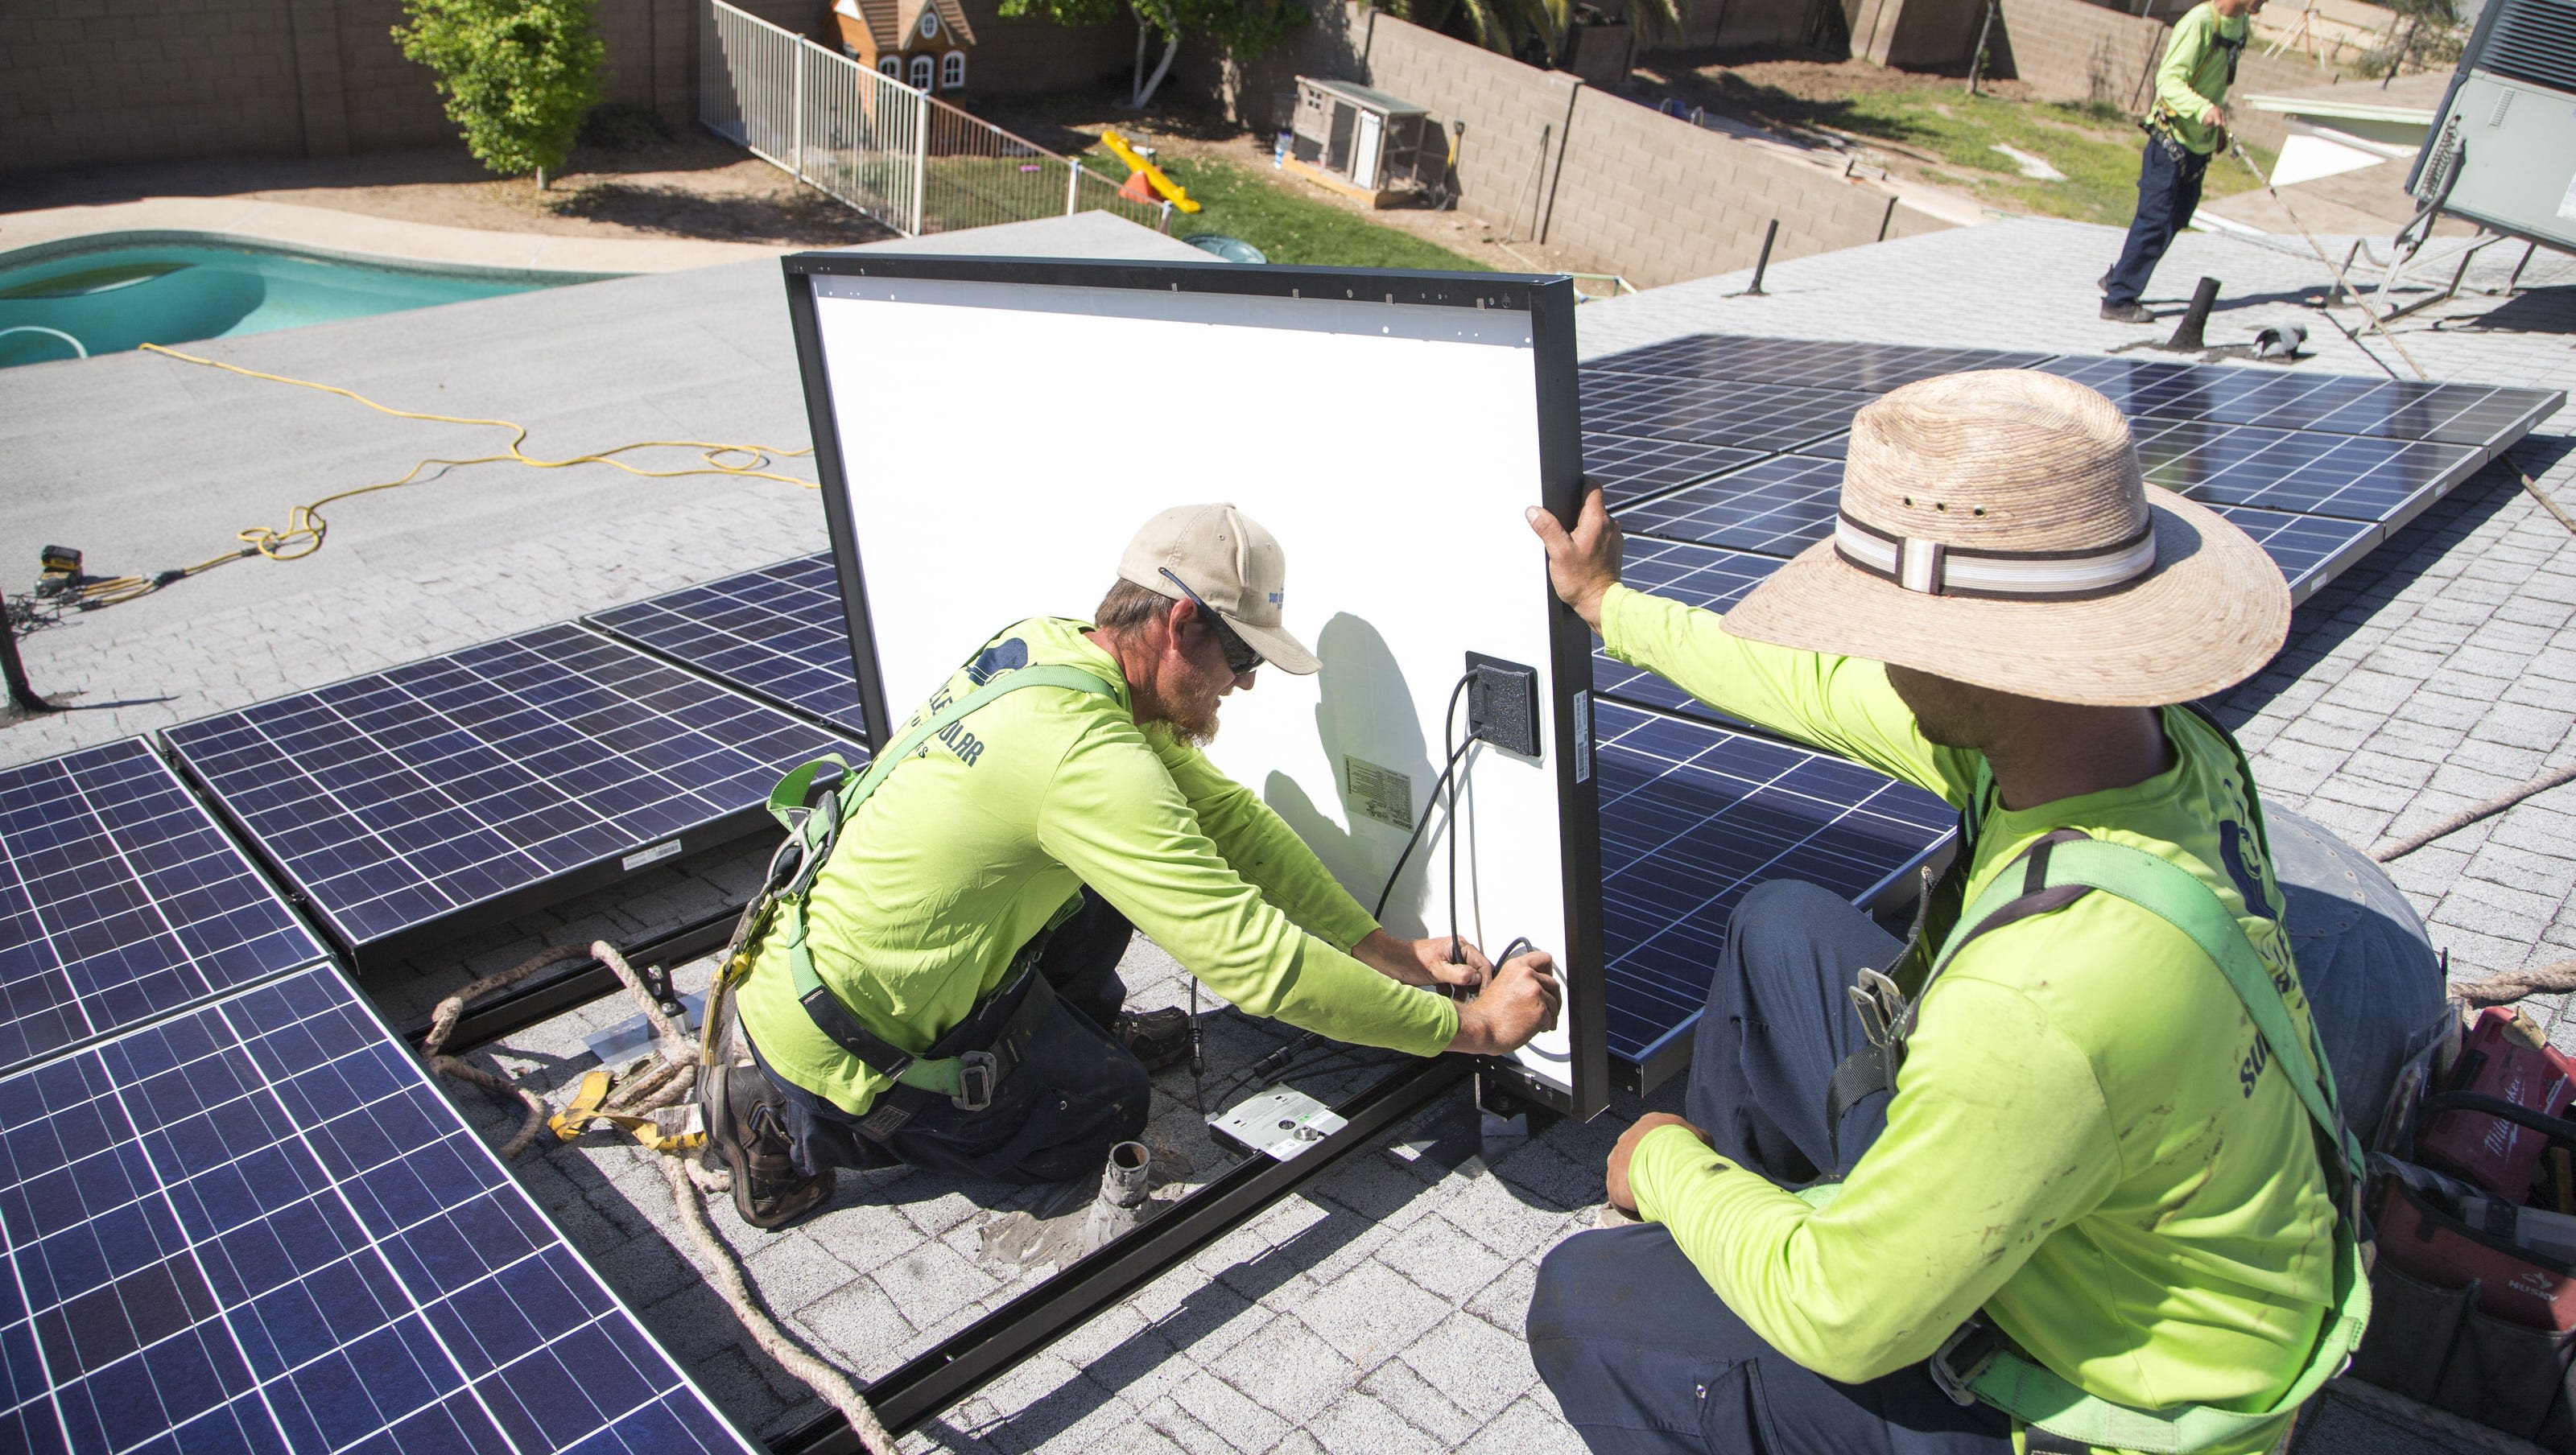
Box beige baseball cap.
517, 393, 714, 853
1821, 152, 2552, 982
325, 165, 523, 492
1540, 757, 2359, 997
1117, 504, 1321, 675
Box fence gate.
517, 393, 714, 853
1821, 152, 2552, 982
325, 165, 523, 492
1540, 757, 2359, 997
700, 0, 1166, 237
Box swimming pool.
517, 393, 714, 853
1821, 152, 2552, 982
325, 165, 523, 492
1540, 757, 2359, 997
0, 237, 610, 369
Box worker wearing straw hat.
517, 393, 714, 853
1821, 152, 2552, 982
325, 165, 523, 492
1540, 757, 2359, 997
1521, 370, 2436, 1454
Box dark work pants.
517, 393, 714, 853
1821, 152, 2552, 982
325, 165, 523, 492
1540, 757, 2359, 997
1529, 881, 2014, 1455
1530, 809, 2444, 1454
2104, 136, 2210, 308
745, 889, 1152, 1185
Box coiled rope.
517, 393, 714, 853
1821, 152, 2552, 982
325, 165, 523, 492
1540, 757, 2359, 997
420, 943, 897, 1455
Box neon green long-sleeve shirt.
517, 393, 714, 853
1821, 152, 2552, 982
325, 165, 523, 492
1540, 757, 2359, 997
2154, 2, 2250, 155
1603, 585, 2334, 1454
736, 616, 1459, 1115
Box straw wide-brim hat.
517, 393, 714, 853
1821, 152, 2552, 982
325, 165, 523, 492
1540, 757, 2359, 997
1722, 369, 2289, 707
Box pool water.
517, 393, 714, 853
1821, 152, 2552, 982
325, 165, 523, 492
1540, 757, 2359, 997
0, 242, 592, 369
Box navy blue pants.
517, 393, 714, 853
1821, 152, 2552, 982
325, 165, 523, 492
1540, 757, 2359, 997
2104, 136, 2211, 308
745, 890, 1152, 1185
1530, 808, 2444, 1454
1530, 881, 2013, 1455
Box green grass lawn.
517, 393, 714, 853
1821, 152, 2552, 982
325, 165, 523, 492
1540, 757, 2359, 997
1073, 145, 1492, 271
1810, 89, 2275, 225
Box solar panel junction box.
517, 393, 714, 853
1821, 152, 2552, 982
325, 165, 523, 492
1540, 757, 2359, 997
1465, 653, 1542, 759
1208, 1085, 1349, 1160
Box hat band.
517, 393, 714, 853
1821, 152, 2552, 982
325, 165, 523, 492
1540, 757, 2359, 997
1835, 513, 2157, 600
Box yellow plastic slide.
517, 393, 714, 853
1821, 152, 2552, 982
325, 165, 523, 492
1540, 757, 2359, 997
1098, 129, 1203, 213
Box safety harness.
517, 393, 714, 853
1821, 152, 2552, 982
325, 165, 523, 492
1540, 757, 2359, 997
1825, 717, 2371, 1453
707, 662, 1121, 1137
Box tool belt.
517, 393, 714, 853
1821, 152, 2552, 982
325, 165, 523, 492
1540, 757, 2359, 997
1827, 710, 2371, 1453
711, 661, 1122, 1132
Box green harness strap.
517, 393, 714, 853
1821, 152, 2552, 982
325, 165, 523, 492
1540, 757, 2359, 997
759, 663, 1121, 1101
1926, 838, 2372, 1455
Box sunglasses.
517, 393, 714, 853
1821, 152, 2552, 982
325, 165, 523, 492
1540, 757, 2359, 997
1160, 568, 1264, 675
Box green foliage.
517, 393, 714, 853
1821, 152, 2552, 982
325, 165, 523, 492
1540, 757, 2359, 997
1001, 0, 1303, 107
1373, 0, 1681, 69
394, 0, 605, 180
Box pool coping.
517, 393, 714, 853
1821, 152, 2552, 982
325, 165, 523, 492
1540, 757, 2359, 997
0, 196, 795, 277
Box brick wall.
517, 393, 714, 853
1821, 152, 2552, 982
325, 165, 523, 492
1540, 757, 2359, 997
3, 0, 1129, 171
1358, 10, 1586, 242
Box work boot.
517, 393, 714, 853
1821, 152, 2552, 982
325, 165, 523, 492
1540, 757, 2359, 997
1112, 1008, 1192, 1072
2101, 300, 2155, 324
2098, 268, 2113, 293
709, 1064, 829, 1229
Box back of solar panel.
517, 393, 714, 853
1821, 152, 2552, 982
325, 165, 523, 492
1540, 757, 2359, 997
783, 257, 1608, 1118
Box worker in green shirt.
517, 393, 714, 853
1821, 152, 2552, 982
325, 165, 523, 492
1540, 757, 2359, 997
704, 503, 1562, 1227
2103, 0, 2262, 323
1521, 369, 2437, 1453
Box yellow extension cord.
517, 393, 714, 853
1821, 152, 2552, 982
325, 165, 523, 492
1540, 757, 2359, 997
53, 344, 818, 608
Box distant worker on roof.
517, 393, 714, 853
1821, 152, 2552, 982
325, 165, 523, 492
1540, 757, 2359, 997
2102, 0, 2264, 324
700, 503, 1563, 1227
1521, 369, 2441, 1454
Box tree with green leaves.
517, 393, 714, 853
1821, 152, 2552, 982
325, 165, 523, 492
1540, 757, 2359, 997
394, 0, 605, 188
1374, 0, 1679, 70
1003, 0, 1303, 109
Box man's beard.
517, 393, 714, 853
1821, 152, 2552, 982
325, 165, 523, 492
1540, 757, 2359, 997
1161, 693, 1221, 747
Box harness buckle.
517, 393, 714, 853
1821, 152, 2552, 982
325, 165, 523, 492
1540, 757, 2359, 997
1929, 1322, 2001, 1408
952, 1050, 1000, 1111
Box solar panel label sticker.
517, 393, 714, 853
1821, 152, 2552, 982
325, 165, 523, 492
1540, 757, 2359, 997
1593, 702, 1954, 1077
162, 625, 857, 966
0, 740, 328, 1077
0, 965, 751, 1454
584, 554, 869, 736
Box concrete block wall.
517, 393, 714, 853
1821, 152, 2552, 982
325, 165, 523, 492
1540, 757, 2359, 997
1174, 3, 1951, 289
1550, 83, 1921, 286
1358, 10, 1586, 241
4, 0, 1135, 172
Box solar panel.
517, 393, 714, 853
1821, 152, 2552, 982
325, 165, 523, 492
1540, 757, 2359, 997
1594, 701, 1955, 1081
2130, 415, 2480, 523
1587, 336, 2058, 392
1579, 375, 1872, 453
2039, 356, 2564, 450
2211, 505, 2380, 602
1612, 454, 1847, 557
162, 624, 858, 969
0, 740, 328, 1077
0, 963, 749, 1454
1581, 434, 1764, 505
1590, 542, 1784, 721
584, 554, 868, 736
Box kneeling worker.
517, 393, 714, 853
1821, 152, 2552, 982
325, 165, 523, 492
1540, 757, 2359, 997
709, 503, 1562, 1226
1525, 371, 2364, 1453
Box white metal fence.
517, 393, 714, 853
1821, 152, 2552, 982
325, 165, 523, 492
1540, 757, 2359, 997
700, 0, 1166, 237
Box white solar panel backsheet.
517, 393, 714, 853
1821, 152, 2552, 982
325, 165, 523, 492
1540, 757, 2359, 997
799, 262, 1596, 1104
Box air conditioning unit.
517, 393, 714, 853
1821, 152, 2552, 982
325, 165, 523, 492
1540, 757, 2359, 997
2409, 0, 2576, 250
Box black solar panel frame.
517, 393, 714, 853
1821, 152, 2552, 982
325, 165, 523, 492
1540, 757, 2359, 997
159, 625, 859, 973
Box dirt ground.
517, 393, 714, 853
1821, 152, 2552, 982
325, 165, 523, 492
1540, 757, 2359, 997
6, 133, 898, 248
4, 99, 1604, 278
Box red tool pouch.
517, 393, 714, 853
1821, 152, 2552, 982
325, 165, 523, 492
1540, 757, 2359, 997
2418, 1007, 2576, 1198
